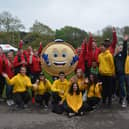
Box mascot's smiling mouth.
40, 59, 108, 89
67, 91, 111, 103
53, 61, 66, 66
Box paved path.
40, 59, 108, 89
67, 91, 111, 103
0, 102, 129, 129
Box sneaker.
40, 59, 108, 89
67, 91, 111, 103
44, 105, 48, 110
10, 100, 14, 105
68, 112, 75, 117
24, 104, 29, 109
80, 112, 84, 116
122, 98, 127, 108
6, 100, 12, 106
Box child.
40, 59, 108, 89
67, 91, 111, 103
51, 72, 69, 114
33, 72, 51, 108
63, 82, 86, 117
90, 60, 99, 76
87, 74, 102, 110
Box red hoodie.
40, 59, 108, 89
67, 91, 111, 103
0, 54, 7, 74
77, 39, 88, 72
109, 31, 117, 55
86, 31, 117, 68
30, 55, 41, 73
13, 53, 28, 68
5, 59, 14, 78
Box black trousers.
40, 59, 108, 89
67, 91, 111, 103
13, 91, 30, 108
51, 92, 64, 114
35, 92, 50, 106
87, 97, 100, 107
100, 75, 113, 105
0, 75, 5, 97
63, 101, 87, 113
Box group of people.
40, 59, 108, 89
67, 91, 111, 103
0, 27, 129, 117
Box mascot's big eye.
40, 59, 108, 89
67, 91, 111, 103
62, 53, 67, 58
53, 52, 58, 58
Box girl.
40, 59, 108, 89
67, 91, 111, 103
63, 82, 86, 117
87, 74, 102, 110
33, 73, 51, 108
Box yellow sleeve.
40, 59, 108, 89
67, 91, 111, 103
51, 80, 60, 92
61, 91, 67, 102
5, 76, 16, 86
26, 76, 32, 88
109, 54, 115, 75
32, 84, 38, 91
46, 80, 52, 91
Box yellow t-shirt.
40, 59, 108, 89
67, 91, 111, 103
51, 79, 69, 99
6, 73, 32, 93
87, 83, 102, 98
66, 92, 83, 113
33, 79, 51, 95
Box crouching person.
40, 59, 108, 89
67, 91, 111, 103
63, 82, 87, 117
2, 66, 32, 109
87, 74, 102, 110
33, 72, 51, 109
51, 72, 69, 114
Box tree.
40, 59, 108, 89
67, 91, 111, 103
102, 26, 113, 40
55, 26, 88, 48
0, 11, 25, 32
30, 20, 55, 36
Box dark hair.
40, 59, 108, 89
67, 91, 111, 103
39, 72, 46, 85
89, 74, 98, 86
59, 71, 65, 75
69, 82, 80, 95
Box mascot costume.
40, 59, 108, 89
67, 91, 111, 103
41, 39, 78, 77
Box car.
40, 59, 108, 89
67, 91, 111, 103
0, 44, 18, 52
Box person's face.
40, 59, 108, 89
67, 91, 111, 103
76, 69, 83, 77
59, 74, 65, 81
100, 45, 105, 52
20, 67, 26, 75
28, 46, 32, 51
90, 74, 94, 82
92, 61, 97, 68
34, 49, 38, 56
118, 45, 123, 53
73, 83, 78, 92
39, 75, 45, 80
92, 42, 96, 49
7, 52, 13, 60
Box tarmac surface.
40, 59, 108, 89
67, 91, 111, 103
0, 100, 129, 129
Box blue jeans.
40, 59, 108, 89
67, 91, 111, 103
117, 74, 126, 98
6, 82, 13, 99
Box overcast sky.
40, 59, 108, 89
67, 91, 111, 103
0, 0, 129, 33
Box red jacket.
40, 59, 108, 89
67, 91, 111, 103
0, 54, 7, 74
5, 59, 14, 78
0, 56, 3, 74
109, 31, 117, 55
77, 39, 88, 72
38, 42, 43, 56
30, 55, 41, 73
13, 53, 28, 68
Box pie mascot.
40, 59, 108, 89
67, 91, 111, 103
41, 39, 78, 77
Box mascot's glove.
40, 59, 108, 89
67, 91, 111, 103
42, 54, 51, 66
70, 55, 79, 65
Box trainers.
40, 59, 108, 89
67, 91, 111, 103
68, 112, 75, 117
122, 98, 127, 108
6, 100, 12, 106
10, 100, 14, 105
24, 104, 29, 109
80, 112, 84, 116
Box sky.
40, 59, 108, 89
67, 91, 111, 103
0, 0, 129, 33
